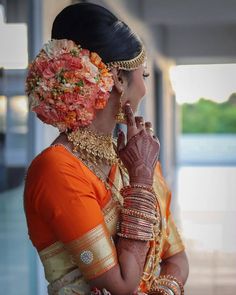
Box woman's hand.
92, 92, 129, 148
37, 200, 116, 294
117, 103, 160, 186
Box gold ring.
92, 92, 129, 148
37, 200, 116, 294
147, 127, 154, 132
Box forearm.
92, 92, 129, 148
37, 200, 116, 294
160, 250, 189, 285
90, 108, 159, 294
90, 238, 149, 295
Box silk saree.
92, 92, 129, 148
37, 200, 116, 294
24, 145, 184, 294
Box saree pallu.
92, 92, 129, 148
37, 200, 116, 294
24, 146, 184, 295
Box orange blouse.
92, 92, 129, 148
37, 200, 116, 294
24, 145, 116, 251
24, 144, 185, 288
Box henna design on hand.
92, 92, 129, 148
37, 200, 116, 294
124, 104, 135, 127
135, 116, 145, 128
118, 130, 160, 186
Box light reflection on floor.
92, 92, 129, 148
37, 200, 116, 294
176, 166, 236, 295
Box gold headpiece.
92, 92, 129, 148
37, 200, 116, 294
106, 46, 146, 71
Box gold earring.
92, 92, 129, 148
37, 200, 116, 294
115, 91, 127, 124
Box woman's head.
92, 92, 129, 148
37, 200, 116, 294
52, 3, 147, 110
51, 3, 142, 64
26, 3, 147, 132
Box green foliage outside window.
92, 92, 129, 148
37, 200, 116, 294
180, 94, 236, 133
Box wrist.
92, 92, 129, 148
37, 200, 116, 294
118, 184, 160, 242
124, 183, 155, 194
129, 178, 153, 187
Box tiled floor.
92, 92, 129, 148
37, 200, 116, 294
0, 166, 235, 294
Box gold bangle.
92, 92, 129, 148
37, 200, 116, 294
120, 184, 156, 196
154, 275, 184, 295
149, 286, 173, 295
117, 232, 153, 241
121, 208, 158, 223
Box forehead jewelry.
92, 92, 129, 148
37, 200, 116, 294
106, 46, 146, 71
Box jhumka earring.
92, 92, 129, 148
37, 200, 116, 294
115, 91, 127, 124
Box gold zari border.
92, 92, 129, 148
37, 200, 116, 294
65, 222, 118, 280
39, 241, 65, 261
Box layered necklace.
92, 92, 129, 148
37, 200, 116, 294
63, 128, 128, 199
67, 128, 119, 166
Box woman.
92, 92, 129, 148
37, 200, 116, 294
24, 3, 189, 295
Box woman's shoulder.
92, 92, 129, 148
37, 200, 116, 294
26, 145, 86, 180
30, 145, 73, 167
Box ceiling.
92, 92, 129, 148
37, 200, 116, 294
93, 0, 236, 64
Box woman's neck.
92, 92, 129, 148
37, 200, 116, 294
88, 120, 116, 136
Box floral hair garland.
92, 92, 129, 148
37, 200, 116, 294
26, 39, 114, 132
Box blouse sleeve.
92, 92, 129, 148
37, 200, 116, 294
29, 147, 118, 279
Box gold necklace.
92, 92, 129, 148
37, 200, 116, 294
52, 143, 124, 205
82, 156, 124, 204
67, 128, 118, 165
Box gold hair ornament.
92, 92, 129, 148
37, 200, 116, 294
106, 46, 146, 71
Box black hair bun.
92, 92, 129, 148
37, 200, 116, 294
51, 3, 142, 63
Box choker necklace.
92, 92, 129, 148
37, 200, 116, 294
67, 128, 118, 165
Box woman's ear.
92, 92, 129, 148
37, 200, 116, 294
111, 68, 124, 94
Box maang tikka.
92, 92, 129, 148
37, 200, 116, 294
115, 90, 127, 124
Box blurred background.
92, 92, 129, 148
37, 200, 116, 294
0, 0, 236, 294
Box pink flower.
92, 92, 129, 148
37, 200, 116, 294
60, 92, 84, 105
80, 49, 90, 57
42, 67, 55, 79
26, 39, 114, 131
50, 60, 67, 74
55, 101, 68, 112
61, 54, 82, 70
76, 107, 95, 126
33, 56, 49, 75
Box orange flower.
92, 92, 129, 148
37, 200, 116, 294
98, 61, 106, 69
90, 52, 102, 67
65, 111, 77, 125
100, 68, 110, 76
95, 98, 107, 109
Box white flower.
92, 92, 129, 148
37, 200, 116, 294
44, 39, 76, 58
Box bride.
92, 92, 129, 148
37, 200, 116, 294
24, 3, 189, 294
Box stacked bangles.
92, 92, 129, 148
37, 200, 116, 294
117, 184, 160, 241
149, 275, 184, 295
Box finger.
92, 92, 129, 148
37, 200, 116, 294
153, 135, 160, 148
124, 103, 136, 140
135, 116, 145, 130
145, 122, 154, 136
117, 129, 126, 153
124, 103, 135, 127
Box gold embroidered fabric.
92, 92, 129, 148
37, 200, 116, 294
65, 222, 118, 280
38, 162, 184, 294
138, 167, 185, 292
38, 198, 120, 294
161, 213, 185, 259
39, 241, 77, 283
103, 199, 121, 236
